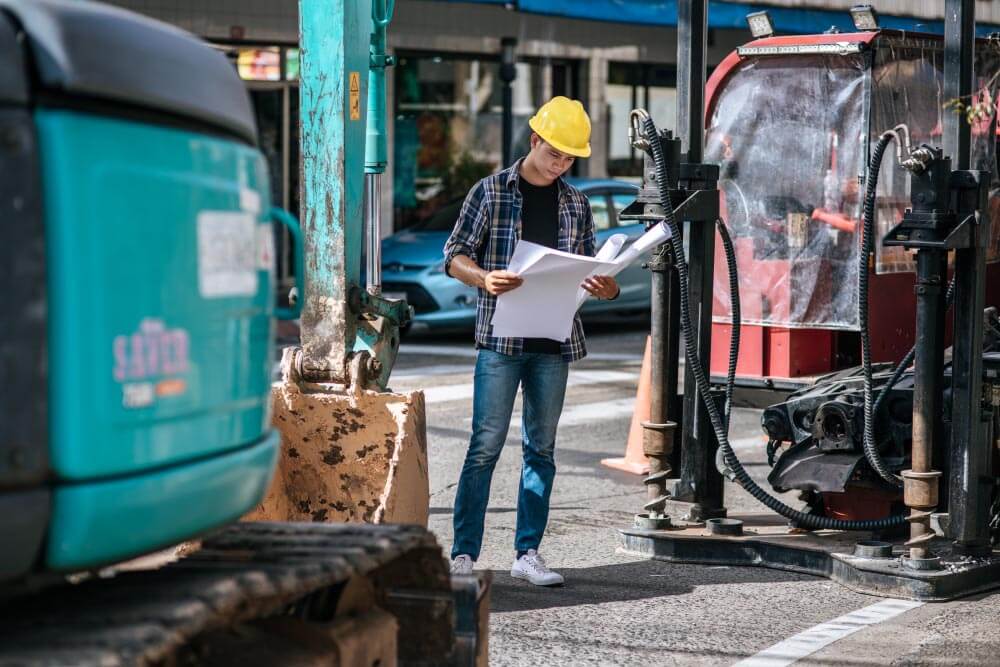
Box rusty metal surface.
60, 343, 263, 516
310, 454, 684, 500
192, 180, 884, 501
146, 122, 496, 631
297, 0, 371, 383
244, 372, 429, 527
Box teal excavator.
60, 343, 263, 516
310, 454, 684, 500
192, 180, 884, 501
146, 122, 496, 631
0, 0, 483, 664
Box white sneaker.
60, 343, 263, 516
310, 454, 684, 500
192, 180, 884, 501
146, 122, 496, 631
451, 554, 474, 576
510, 549, 564, 586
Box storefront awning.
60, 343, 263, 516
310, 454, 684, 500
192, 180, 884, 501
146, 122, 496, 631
439, 0, 1000, 36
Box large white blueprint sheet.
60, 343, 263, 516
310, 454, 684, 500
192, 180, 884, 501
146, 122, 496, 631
490, 222, 671, 341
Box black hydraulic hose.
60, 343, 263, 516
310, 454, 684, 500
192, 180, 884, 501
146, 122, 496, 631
643, 115, 906, 530
859, 134, 899, 486
717, 219, 739, 431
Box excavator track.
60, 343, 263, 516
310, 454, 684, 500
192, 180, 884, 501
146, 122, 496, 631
0, 522, 480, 666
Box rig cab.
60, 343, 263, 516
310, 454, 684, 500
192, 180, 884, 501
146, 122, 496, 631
705, 30, 1000, 383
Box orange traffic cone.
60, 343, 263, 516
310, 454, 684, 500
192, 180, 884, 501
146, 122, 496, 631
601, 336, 652, 475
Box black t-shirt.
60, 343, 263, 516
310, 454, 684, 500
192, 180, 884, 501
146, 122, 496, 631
517, 178, 562, 355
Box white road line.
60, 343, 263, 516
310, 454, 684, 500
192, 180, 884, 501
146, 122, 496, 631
555, 397, 636, 427
495, 398, 635, 439
400, 343, 642, 362
395, 363, 643, 381
734, 599, 924, 667
559, 403, 767, 444
445, 390, 769, 447
393, 363, 472, 378
422, 369, 638, 405
586, 353, 643, 361
399, 344, 478, 358
421, 384, 475, 404
566, 369, 637, 385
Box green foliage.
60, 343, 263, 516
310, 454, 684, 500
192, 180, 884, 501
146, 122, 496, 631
943, 38, 1000, 126
943, 85, 995, 125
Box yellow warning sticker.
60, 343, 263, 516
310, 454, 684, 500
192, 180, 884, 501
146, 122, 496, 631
349, 71, 361, 120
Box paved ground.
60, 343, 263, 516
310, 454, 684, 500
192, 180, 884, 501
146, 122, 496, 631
392, 323, 1000, 667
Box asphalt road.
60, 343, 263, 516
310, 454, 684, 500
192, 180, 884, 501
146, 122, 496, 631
391, 324, 1000, 667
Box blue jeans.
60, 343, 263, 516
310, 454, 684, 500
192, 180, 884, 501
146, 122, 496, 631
451, 349, 569, 560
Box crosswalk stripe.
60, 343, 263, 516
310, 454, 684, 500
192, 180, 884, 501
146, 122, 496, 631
400, 343, 643, 362
555, 397, 635, 427
447, 392, 765, 450
734, 599, 923, 667
420, 369, 638, 404
393, 363, 473, 378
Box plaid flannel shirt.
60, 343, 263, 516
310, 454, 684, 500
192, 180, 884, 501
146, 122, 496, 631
443, 159, 596, 362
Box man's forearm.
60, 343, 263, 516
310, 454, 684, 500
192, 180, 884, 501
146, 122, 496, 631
448, 254, 488, 289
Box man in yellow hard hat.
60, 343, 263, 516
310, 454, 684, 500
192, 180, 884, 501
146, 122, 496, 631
443, 96, 619, 586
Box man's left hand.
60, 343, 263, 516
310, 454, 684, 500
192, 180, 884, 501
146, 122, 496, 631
582, 275, 620, 300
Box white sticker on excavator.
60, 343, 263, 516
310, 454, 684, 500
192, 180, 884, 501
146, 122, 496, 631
239, 187, 262, 215
197, 211, 258, 298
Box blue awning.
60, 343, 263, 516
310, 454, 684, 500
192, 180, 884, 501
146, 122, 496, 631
439, 0, 1000, 36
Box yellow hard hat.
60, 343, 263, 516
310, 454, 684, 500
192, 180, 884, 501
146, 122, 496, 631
528, 96, 591, 158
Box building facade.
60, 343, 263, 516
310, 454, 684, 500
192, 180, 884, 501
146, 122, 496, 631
103, 0, 753, 234
103, 0, 1000, 237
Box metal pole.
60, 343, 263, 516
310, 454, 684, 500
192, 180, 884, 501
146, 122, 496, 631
365, 173, 382, 295
676, 0, 725, 520
500, 37, 517, 168
942, 0, 973, 170
644, 139, 683, 498
677, 0, 705, 165
365, 0, 392, 297
647, 242, 678, 460
905, 249, 947, 560
643, 223, 678, 520
665, 253, 683, 475
624, 118, 683, 522
943, 0, 993, 554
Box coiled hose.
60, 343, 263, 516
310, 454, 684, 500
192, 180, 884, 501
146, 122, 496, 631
643, 115, 907, 530
858, 133, 902, 486
717, 220, 739, 431
857, 133, 958, 487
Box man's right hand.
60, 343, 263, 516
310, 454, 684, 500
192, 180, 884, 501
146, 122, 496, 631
484, 270, 523, 295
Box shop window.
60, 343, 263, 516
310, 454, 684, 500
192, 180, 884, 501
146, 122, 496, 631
285, 48, 300, 81
237, 47, 281, 81
216, 45, 299, 83
393, 52, 575, 231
